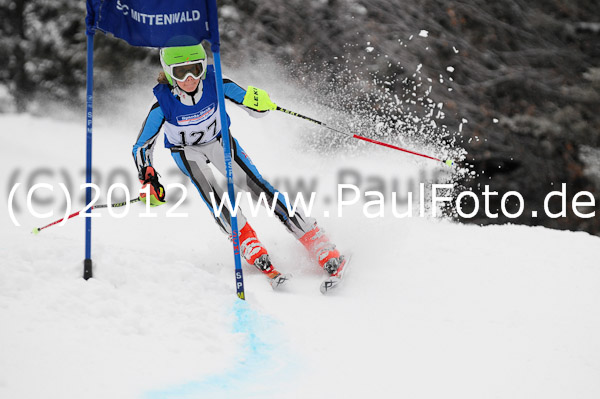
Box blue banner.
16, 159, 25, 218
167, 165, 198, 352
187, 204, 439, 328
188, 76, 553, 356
86, 0, 219, 48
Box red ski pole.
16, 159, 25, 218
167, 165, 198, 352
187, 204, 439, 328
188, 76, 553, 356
276, 106, 454, 166
32, 197, 141, 234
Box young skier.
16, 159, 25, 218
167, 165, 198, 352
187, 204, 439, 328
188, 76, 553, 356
132, 43, 346, 289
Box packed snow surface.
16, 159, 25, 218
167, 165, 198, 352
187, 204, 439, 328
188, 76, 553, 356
1, 103, 599, 399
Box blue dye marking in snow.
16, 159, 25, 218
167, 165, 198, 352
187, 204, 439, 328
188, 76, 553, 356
144, 300, 294, 399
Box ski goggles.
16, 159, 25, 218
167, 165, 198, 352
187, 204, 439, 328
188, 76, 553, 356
166, 59, 207, 82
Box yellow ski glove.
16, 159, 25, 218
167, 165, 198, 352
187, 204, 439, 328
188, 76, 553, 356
242, 86, 277, 111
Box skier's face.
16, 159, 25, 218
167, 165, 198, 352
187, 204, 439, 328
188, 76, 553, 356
176, 75, 200, 92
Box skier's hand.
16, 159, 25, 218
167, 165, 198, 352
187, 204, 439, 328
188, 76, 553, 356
139, 166, 166, 207
243, 86, 277, 112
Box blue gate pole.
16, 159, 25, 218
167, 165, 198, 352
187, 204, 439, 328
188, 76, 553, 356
212, 48, 245, 300
83, 31, 94, 280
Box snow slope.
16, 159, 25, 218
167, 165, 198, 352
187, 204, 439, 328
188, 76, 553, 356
1, 99, 599, 399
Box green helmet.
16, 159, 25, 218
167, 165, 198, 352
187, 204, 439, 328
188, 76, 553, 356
159, 44, 207, 85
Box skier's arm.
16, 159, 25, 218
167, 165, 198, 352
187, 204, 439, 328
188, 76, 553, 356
132, 101, 165, 178
222, 76, 275, 118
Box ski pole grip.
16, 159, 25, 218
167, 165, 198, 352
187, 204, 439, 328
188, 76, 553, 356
276, 106, 325, 126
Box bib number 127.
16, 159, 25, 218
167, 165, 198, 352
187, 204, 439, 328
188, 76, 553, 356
179, 120, 217, 146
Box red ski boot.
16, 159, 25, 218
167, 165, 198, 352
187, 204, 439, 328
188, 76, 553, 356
238, 223, 289, 289
299, 224, 344, 275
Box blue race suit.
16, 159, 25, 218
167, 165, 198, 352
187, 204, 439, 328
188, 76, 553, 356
132, 66, 316, 238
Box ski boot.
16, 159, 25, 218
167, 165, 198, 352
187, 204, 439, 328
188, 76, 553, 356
239, 223, 290, 289
300, 224, 350, 293
299, 223, 345, 275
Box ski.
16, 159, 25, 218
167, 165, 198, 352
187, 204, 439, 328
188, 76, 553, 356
320, 254, 352, 294
252, 254, 291, 290
267, 270, 291, 290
